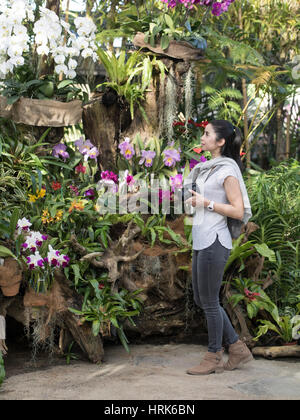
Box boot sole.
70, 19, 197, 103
186, 367, 224, 375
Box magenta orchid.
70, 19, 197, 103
160, 0, 235, 15
170, 174, 183, 192
16, 217, 32, 235
101, 170, 118, 184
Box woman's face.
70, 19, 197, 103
200, 123, 225, 157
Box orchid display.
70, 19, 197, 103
101, 170, 119, 184
16, 218, 70, 292
160, 0, 235, 15
16, 217, 32, 235
0, 1, 97, 80
170, 174, 183, 192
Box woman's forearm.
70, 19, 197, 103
204, 198, 243, 220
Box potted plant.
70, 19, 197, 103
0, 4, 96, 126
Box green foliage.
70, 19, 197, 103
246, 159, 300, 307
68, 279, 144, 353
0, 78, 88, 103
63, 342, 79, 365
224, 232, 275, 274
229, 277, 278, 320
96, 49, 166, 120
204, 84, 243, 123
254, 312, 300, 344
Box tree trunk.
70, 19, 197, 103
46, 0, 60, 14
82, 94, 121, 172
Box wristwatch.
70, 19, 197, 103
207, 200, 215, 212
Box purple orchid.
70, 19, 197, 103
163, 148, 181, 167
139, 150, 156, 167
84, 188, 95, 200
52, 143, 69, 162
118, 139, 135, 160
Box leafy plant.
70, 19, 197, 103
68, 279, 144, 353
96, 49, 166, 120
254, 312, 300, 344
229, 276, 278, 320
0, 78, 88, 103
143, 14, 207, 51
133, 213, 185, 248
63, 342, 79, 365
224, 232, 276, 274
203, 84, 243, 123
246, 159, 300, 307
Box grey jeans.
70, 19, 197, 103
192, 233, 239, 352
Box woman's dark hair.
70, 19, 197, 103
209, 120, 244, 173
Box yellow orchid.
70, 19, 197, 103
68, 199, 87, 213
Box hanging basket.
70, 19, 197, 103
0, 258, 22, 297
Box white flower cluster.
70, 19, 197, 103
0, 1, 98, 80
0, 0, 34, 78
34, 7, 97, 79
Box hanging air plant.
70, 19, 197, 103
184, 64, 195, 129
164, 66, 177, 142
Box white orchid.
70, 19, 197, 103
65, 69, 76, 79
37, 44, 50, 56
55, 64, 68, 75
0, 1, 98, 80
81, 48, 93, 59
54, 54, 66, 65
68, 58, 77, 70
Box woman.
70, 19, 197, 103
184, 120, 254, 375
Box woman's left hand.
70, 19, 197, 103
185, 189, 208, 208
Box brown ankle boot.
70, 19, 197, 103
224, 340, 254, 371
186, 351, 224, 375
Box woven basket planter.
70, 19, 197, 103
0, 96, 82, 127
